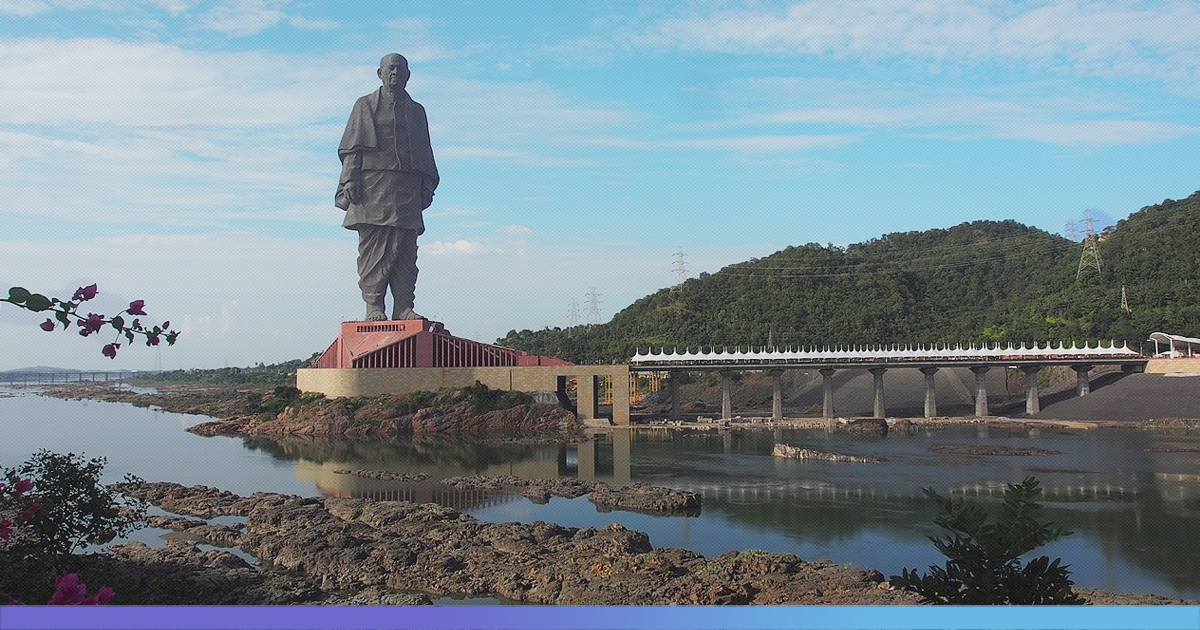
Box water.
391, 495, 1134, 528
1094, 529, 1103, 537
2, 388, 1198, 600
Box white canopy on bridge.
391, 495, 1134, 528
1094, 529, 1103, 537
630, 340, 1141, 366
1148, 332, 1200, 357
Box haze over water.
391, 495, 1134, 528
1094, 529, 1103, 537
2, 388, 1198, 601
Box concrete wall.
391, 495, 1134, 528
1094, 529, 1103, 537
1144, 357, 1200, 373
296, 364, 631, 424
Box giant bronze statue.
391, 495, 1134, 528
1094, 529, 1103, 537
336, 53, 439, 321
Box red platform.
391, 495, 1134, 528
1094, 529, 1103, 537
315, 319, 572, 369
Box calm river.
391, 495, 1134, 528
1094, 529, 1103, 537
2, 387, 1198, 600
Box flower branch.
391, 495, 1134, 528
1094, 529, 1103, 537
4, 284, 179, 359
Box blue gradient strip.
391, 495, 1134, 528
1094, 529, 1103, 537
0, 605, 1198, 630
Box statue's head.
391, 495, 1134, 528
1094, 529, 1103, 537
378, 53, 410, 94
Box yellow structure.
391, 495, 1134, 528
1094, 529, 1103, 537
296, 364, 631, 425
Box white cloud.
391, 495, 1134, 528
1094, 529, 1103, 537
288, 15, 337, 30
0, 38, 362, 126
0, 0, 50, 16
719, 77, 1200, 146
497, 224, 532, 235
199, 1, 286, 36
426, 206, 481, 217
635, 1, 1200, 94
425, 239, 495, 256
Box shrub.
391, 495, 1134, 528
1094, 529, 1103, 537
890, 476, 1084, 604
1, 451, 147, 603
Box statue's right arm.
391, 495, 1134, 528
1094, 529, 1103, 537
342, 152, 363, 203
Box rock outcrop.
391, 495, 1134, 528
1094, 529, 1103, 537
773, 444, 883, 464
438, 475, 701, 514
928, 445, 1062, 456
116, 482, 915, 605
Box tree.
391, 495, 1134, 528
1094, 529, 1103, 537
890, 477, 1084, 604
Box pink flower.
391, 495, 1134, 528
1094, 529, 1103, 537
46, 574, 87, 605
0, 519, 11, 541
40, 318, 56, 332
102, 343, 120, 359
82, 586, 114, 605
20, 501, 42, 522
45, 574, 113, 606
14, 478, 33, 494
127, 300, 146, 316
72, 284, 98, 302
79, 313, 104, 337
162, 320, 170, 329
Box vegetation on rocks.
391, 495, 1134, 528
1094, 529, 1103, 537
186, 382, 573, 439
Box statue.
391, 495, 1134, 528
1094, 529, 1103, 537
336, 53, 439, 321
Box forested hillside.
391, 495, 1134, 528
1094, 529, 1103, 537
500, 191, 1200, 363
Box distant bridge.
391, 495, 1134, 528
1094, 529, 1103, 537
0, 371, 140, 386
629, 341, 1147, 420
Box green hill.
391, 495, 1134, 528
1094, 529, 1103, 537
499, 190, 1200, 363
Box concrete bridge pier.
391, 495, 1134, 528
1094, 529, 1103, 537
970, 366, 990, 417
819, 368, 837, 418
770, 369, 784, 422
720, 370, 732, 420
1073, 365, 1093, 396
1022, 366, 1041, 414
577, 375, 597, 421
668, 372, 681, 419
869, 367, 887, 418
920, 366, 938, 418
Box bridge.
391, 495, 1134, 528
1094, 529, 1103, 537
629, 341, 1147, 420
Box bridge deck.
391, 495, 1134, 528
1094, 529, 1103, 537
629, 341, 1146, 370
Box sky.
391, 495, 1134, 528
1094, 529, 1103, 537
0, 1, 1197, 371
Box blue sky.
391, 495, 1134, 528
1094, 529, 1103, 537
1, 1, 1197, 370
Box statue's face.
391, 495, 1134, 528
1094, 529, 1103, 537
378, 55, 410, 93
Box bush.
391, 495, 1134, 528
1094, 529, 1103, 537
1, 451, 147, 603
461, 381, 530, 411
890, 477, 1084, 604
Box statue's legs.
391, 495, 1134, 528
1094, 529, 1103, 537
357, 225, 421, 321
388, 230, 420, 320
356, 225, 397, 321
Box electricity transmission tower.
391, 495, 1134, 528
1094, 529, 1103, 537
1121, 285, 1132, 313
672, 247, 688, 290
585, 288, 602, 325
567, 298, 580, 328
1076, 210, 1103, 279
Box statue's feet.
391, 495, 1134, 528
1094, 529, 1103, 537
393, 307, 424, 321
365, 307, 387, 321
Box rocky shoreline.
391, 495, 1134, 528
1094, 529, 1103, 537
104, 481, 912, 605
64, 482, 1189, 606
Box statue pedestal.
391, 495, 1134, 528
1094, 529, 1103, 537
313, 319, 569, 369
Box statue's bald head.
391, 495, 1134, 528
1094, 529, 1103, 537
378, 53, 410, 94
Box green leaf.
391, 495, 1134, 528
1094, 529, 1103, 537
110, 315, 124, 330
24, 293, 53, 312
7, 287, 30, 303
